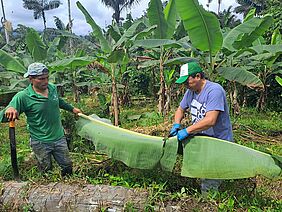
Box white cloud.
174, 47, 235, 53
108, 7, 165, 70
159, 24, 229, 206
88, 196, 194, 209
1, 0, 238, 35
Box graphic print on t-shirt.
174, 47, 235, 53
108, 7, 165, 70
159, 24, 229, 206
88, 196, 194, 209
190, 99, 206, 124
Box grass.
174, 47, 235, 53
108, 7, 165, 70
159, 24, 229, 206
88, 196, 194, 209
0, 100, 281, 211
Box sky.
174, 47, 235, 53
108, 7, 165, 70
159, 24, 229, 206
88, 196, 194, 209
0, 0, 239, 35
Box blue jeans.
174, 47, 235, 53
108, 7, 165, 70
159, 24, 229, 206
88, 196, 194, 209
30, 137, 73, 176
201, 179, 222, 193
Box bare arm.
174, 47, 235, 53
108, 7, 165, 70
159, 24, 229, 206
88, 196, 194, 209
174, 106, 185, 124
186, 110, 220, 134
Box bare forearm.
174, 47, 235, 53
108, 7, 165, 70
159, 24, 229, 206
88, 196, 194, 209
186, 110, 219, 134
186, 118, 214, 134
174, 107, 185, 123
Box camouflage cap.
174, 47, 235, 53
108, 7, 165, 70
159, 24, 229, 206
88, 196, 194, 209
24, 63, 49, 78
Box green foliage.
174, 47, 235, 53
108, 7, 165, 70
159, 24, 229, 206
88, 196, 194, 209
175, 0, 223, 55
148, 0, 168, 39
128, 71, 151, 96
0, 100, 281, 210
0, 50, 26, 73
25, 28, 47, 61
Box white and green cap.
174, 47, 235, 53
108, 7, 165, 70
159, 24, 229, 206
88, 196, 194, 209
24, 62, 49, 78
176, 62, 203, 84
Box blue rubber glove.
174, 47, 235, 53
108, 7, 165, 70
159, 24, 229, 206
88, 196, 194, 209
169, 123, 181, 137
177, 128, 189, 141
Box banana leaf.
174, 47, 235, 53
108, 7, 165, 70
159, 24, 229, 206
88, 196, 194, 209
26, 28, 47, 61
181, 136, 281, 179
148, 0, 168, 39
76, 1, 111, 53
76, 114, 178, 171
164, 0, 177, 39
218, 67, 263, 89
76, 114, 281, 179
175, 0, 222, 54
0, 50, 26, 73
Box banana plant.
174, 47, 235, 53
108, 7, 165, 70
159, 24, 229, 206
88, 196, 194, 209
175, 0, 222, 74
133, 0, 196, 115
48, 52, 96, 102
77, 1, 156, 125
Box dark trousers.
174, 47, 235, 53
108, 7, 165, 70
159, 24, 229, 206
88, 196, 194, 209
30, 137, 73, 176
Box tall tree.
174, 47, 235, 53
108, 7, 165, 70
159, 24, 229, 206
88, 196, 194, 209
234, 0, 265, 17
218, 6, 241, 29
23, 0, 61, 30
100, 0, 141, 24
1, 0, 9, 44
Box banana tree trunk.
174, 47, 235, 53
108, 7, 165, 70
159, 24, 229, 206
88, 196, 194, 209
164, 85, 171, 116
256, 71, 267, 111
1, 182, 147, 211
72, 71, 80, 103
228, 82, 240, 115
158, 62, 165, 115
111, 65, 119, 126
158, 50, 166, 115
67, 0, 73, 52
256, 87, 266, 111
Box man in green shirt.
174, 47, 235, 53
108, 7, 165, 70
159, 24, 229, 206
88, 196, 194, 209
2, 62, 82, 176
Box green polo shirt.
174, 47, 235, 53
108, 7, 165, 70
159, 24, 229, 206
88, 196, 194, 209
2, 83, 74, 142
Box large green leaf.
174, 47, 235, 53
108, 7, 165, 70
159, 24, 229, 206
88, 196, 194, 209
181, 136, 281, 179
275, 76, 282, 86
218, 67, 263, 89
113, 21, 143, 49
76, 114, 177, 171
233, 15, 273, 49
0, 50, 26, 73
76, 1, 111, 53
271, 28, 282, 45
108, 49, 125, 63
76, 114, 281, 179
164, 0, 177, 39
164, 57, 197, 65
244, 8, 256, 22
48, 56, 96, 70
250, 44, 282, 55
175, 0, 222, 54
133, 39, 182, 49
46, 37, 61, 61
147, 0, 168, 39
223, 16, 273, 51
138, 60, 160, 68
25, 28, 47, 61
107, 24, 121, 43
131, 25, 157, 41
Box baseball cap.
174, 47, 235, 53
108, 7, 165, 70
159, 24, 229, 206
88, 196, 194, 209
24, 63, 49, 78
175, 62, 203, 84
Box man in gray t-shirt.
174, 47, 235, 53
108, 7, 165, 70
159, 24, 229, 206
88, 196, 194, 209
169, 61, 233, 193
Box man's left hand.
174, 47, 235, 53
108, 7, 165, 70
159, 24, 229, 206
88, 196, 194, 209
177, 128, 190, 141
73, 108, 82, 114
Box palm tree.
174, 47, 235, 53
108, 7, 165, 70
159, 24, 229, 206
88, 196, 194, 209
234, 0, 265, 17
100, 0, 141, 24
218, 6, 241, 29
23, 0, 61, 30
206, 0, 222, 14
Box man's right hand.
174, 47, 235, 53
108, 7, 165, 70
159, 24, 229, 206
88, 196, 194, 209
169, 123, 181, 137
5, 107, 19, 121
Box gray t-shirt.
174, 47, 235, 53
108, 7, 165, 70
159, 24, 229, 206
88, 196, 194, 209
180, 80, 233, 141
